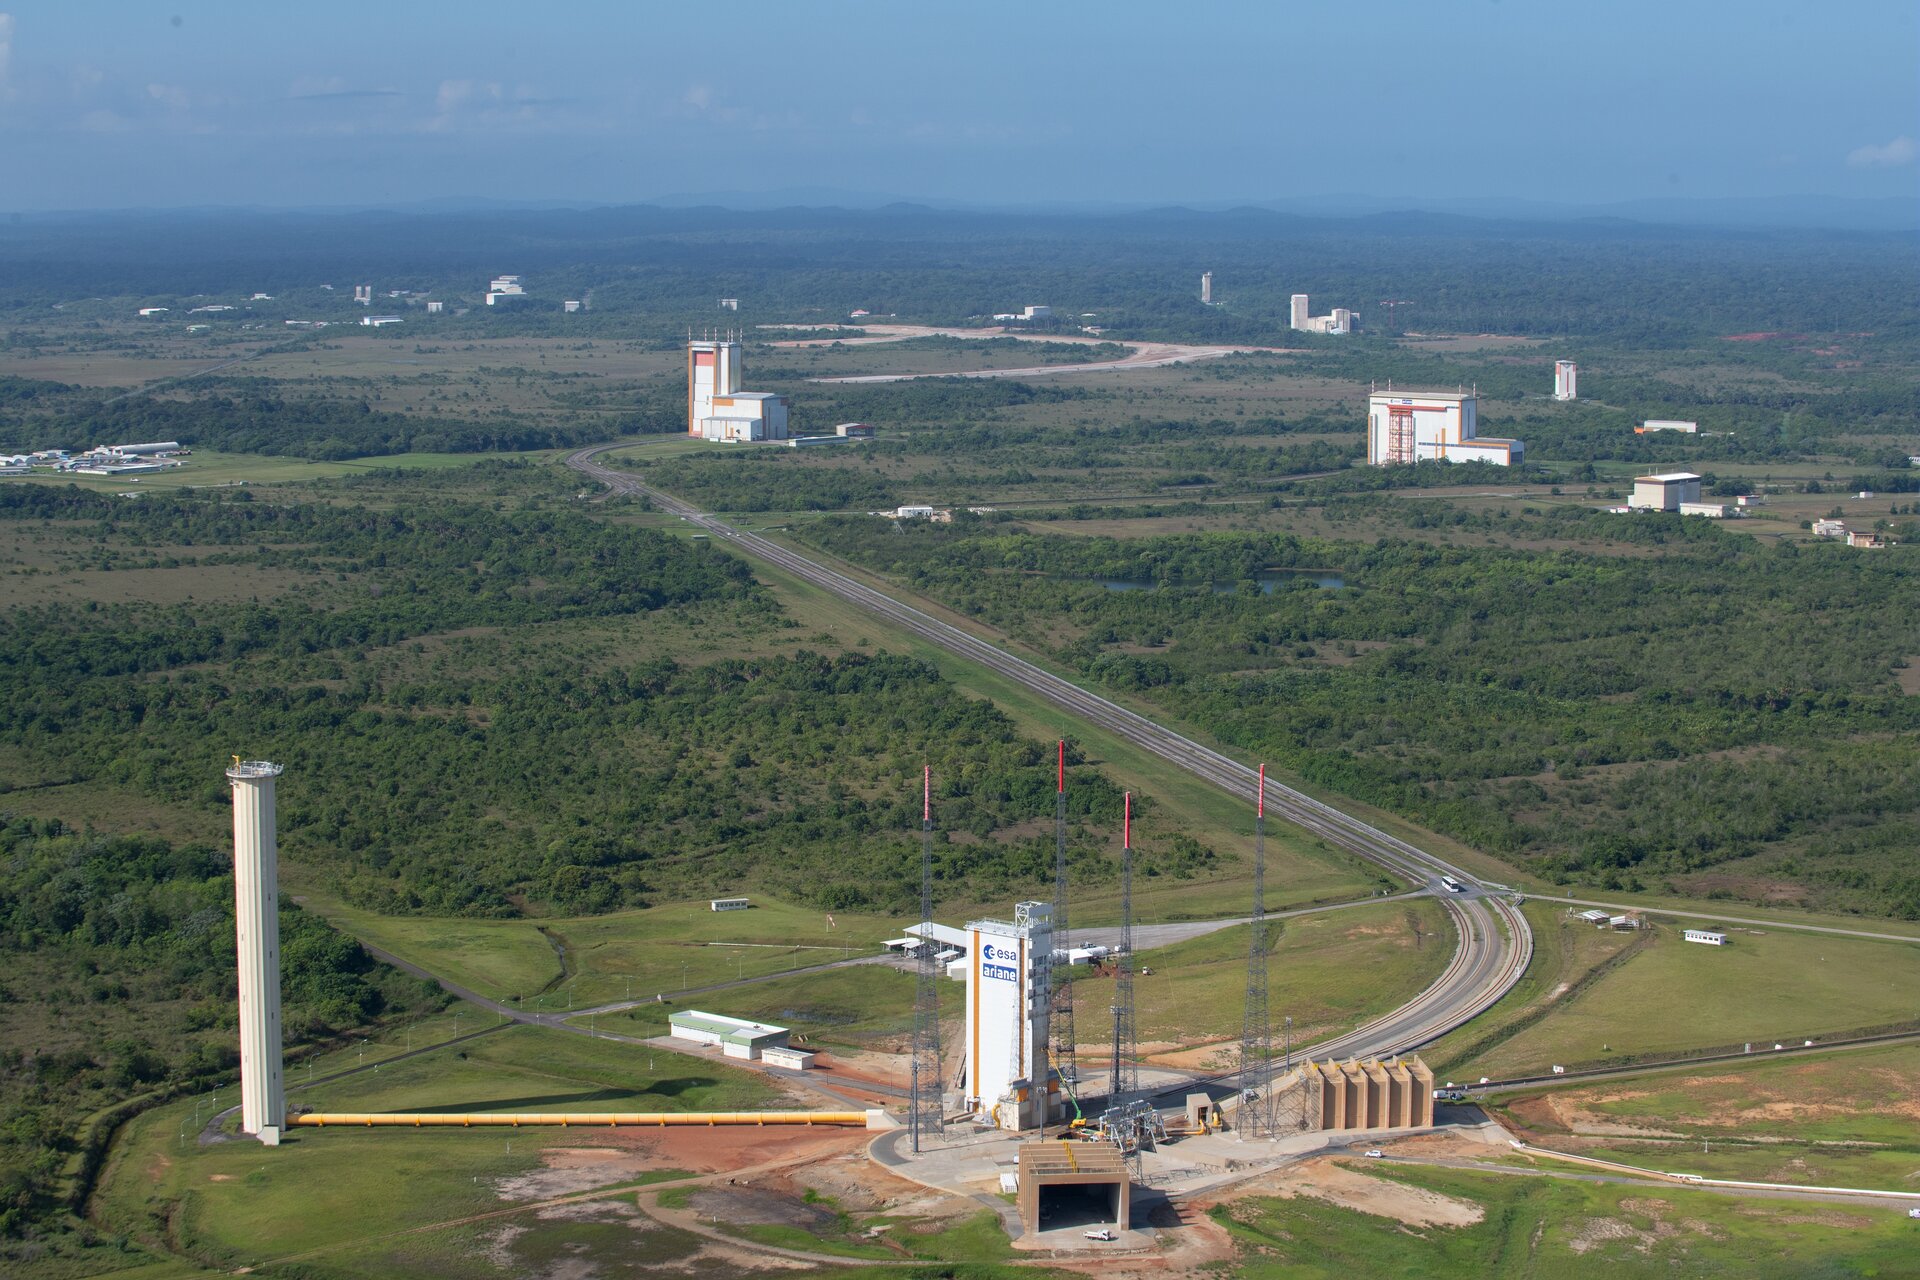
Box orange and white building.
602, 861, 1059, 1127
688, 337, 789, 441
1367, 390, 1523, 466
961, 901, 1060, 1132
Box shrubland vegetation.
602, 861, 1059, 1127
0, 815, 442, 1248
795, 515, 1920, 915
0, 476, 1143, 918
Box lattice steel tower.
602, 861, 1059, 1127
908, 765, 943, 1153
1050, 741, 1076, 1093
1107, 792, 1139, 1102
1239, 765, 1275, 1138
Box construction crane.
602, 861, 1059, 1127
1378, 300, 1413, 334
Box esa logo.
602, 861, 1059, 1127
979, 943, 1018, 983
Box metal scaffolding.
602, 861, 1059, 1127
1050, 741, 1075, 1092
1240, 765, 1275, 1138
1108, 792, 1138, 1102
909, 765, 942, 1154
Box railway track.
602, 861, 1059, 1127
567, 443, 1533, 1059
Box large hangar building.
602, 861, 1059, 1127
1366, 390, 1523, 467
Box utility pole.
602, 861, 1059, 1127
1108, 793, 1138, 1102
1051, 741, 1075, 1097
1240, 765, 1274, 1139
1379, 299, 1413, 335
909, 765, 943, 1154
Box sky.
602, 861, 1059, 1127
0, 1, 1914, 213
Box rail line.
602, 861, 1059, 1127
568, 443, 1532, 1059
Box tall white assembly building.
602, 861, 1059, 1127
1554, 360, 1578, 401
228, 759, 286, 1146
963, 901, 1059, 1131
687, 337, 789, 441
1201, 272, 1213, 304
1290, 294, 1311, 330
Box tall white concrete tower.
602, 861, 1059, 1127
1290, 294, 1310, 331
1554, 360, 1578, 401
1201, 271, 1213, 304
687, 337, 743, 435
228, 758, 286, 1146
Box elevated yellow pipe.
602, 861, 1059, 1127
292, 1111, 868, 1129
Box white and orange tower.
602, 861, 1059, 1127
687, 337, 743, 434
228, 758, 286, 1146
1554, 360, 1578, 401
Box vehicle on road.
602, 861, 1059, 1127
1363, 1149, 1385, 1158
1084, 1228, 1116, 1241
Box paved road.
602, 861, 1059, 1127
765, 322, 1300, 385
567, 443, 1533, 1063
1071, 890, 1426, 952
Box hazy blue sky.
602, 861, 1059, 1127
0, 1, 1914, 211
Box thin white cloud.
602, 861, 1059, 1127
1847, 136, 1915, 168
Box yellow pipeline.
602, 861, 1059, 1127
293, 1111, 868, 1129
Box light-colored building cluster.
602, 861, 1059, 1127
2, 441, 188, 476
687, 337, 790, 441
992, 305, 1053, 322
1813, 519, 1893, 548
668, 1010, 815, 1069
1638, 419, 1698, 434
485, 274, 525, 306
1291, 294, 1357, 335
1366, 391, 1523, 466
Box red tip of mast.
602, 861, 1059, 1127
1124, 792, 1131, 848
1058, 740, 1065, 794
1258, 764, 1265, 817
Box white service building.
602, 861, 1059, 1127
688, 338, 790, 441
1367, 391, 1523, 466
668, 1010, 791, 1060
1683, 928, 1728, 946
962, 901, 1059, 1132
1291, 294, 1358, 335
1638, 420, 1698, 434
1629, 472, 1703, 511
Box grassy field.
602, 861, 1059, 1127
1070, 898, 1452, 1055
1214, 1159, 1920, 1278
1424, 902, 1647, 1076
302, 892, 904, 1008
1457, 919, 1920, 1078
585, 963, 918, 1048
1493, 1042, 1920, 1193
579, 898, 1453, 1057
89, 1025, 776, 1277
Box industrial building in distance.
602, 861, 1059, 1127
687, 335, 791, 441
1629, 472, 1703, 510
1366, 390, 1523, 466
1291, 293, 1358, 335
1553, 360, 1578, 401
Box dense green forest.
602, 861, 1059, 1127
0, 815, 443, 1246
0, 479, 1146, 919
795, 514, 1920, 916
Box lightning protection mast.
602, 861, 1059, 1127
909, 765, 943, 1153
1240, 764, 1275, 1138
1108, 792, 1139, 1102
1050, 741, 1075, 1095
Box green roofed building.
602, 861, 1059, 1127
668, 1010, 791, 1060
